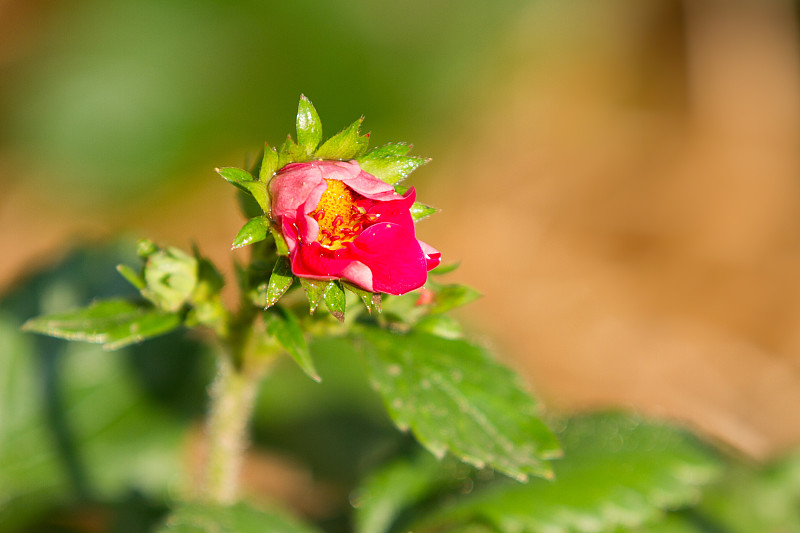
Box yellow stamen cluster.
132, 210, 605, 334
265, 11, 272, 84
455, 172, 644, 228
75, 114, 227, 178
309, 179, 367, 250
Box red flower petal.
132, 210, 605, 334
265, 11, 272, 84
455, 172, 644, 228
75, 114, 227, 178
269, 163, 327, 220
419, 240, 442, 270
271, 160, 439, 295
367, 188, 416, 227
281, 216, 300, 254
291, 241, 374, 291
346, 222, 427, 295
341, 169, 399, 201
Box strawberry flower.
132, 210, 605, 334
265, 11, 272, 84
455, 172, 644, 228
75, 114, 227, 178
269, 160, 440, 295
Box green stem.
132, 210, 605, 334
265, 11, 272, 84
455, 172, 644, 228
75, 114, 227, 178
202, 353, 262, 504
201, 239, 276, 503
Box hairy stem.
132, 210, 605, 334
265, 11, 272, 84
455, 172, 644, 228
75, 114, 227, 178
202, 354, 262, 504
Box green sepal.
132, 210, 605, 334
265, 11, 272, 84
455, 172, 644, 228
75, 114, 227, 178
363, 142, 413, 158
116, 264, 145, 290
259, 144, 280, 182
241, 182, 269, 213
279, 135, 309, 167
231, 216, 271, 249
264, 307, 320, 382
265, 256, 294, 309
343, 282, 382, 314
323, 281, 346, 323
296, 95, 323, 156
357, 154, 429, 185
410, 201, 438, 222
428, 284, 481, 314
21, 299, 182, 351
269, 225, 289, 256
216, 166, 254, 187
314, 117, 369, 160
299, 278, 332, 314
237, 189, 263, 219
216, 167, 269, 212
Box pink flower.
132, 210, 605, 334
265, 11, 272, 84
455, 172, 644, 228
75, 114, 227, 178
268, 160, 440, 295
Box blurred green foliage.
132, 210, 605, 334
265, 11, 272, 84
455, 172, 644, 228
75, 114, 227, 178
0, 245, 203, 532
0, 242, 410, 532
5, 4, 800, 531
2, 0, 527, 205
5, 242, 800, 533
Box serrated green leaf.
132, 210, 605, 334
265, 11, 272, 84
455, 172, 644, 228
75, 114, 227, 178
359, 329, 560, 482
266, 256, 294, 308
22, 299, 182, 350
344, 282, 382, 314
296, 95, 322, 155
231, 216, 270, 249
323, 281, 346, 322
358, 155, 428, 185
156, 501, 321, 533
216, 167, 269, 211
419, 413, 722, 533
260, 144, 280, 182
264, 307, 319, 382
299, 278, 331, 314
116, 263, 145, 290
429, 284, 481, 314
315, 118, 368, 160
355, 452, 446, 533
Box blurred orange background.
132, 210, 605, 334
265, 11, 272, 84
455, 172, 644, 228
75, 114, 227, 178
2, 0, 799, 459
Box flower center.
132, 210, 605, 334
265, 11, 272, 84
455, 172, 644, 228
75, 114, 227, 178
309, 179, 367, 250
